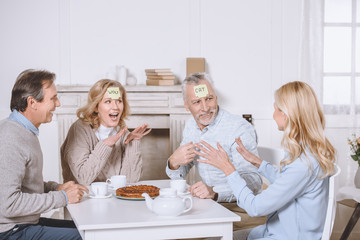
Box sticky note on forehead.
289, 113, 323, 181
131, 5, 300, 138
193, 84, 209, 98
107, 87, 121, 99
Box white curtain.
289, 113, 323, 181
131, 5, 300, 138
298, 0, 324, 100
299, 0, 360, 190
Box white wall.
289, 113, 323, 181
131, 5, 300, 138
0, 0, 60, 118
0, 0, 356, 237
1, 0, 293, 178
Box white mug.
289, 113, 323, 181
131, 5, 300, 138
91, 182, 108, 197
106, 175, 126, 189
170, 179, 187, 194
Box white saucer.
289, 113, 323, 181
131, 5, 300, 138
178, 191, 191, 196
108, 185, 124, 190
88, 193, 112, 199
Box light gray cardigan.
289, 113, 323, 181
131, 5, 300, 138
0, 119, 66, 233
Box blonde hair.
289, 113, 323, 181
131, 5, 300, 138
77, 79, 130, 129
274, 81, 335, 178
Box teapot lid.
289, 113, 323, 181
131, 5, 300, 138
160, 188, 177, 197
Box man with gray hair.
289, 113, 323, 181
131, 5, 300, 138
166, 72, 265, 230
0, 69, 88, 240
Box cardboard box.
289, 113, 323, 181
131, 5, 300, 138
186, 58, 205, 76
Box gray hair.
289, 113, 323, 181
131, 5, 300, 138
181, 72, 214, 101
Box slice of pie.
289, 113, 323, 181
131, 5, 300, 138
116, 184, 160, 198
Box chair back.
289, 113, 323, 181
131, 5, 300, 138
258, 146, 284, 186
321, 164, 341, 240
257, 146, 284, 166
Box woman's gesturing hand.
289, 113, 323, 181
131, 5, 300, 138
195, 140, 236, 176
235, 138, 262, 168
103, 127, 128, 146
125, 124, 151, 144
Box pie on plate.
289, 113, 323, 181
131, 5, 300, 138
115, 184, 160, 199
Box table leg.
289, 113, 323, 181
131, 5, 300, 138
340, 203, 360, 240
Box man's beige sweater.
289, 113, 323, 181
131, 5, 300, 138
0, 119, 66, 233
61, 119, 142, 186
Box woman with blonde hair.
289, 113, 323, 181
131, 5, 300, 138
196, 81, 335, 240
61, 79, 150, 186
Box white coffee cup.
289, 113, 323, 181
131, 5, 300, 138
170, 179, 187, 194
91, 182, 108, 197
106, 175, 126, 189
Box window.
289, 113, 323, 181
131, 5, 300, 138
323, 0, 360, 114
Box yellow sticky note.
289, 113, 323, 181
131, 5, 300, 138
193, 84, 208, 98
107, 87, 121, 99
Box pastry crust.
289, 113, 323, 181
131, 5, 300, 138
116, 185, 160, 198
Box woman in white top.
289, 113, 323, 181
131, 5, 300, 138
196, 81, 336, 240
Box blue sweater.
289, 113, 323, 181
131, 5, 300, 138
227, 152, 328, 240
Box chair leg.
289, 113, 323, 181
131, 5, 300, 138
340, 203, 360, 240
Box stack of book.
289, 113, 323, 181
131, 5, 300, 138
145, 69, 175, 86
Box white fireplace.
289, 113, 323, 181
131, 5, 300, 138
55, 84, 195, 182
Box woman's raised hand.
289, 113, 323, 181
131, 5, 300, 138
103, 127, 128, 146
236, 138, 262, 168
196, 140, 236, 176
125, 124, 151, 144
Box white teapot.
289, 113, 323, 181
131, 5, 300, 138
142, 188, 192, 217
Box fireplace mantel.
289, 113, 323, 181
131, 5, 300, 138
55, 84, 195, 182
56, 84, 190, 148
56, 84, 189, 115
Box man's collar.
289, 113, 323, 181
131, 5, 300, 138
8, 110, 39, 136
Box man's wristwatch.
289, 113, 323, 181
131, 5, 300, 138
213, 192, 218, 201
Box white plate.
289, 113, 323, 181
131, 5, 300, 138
113, 192, 157, 201
114, 195, 146, 201
88, 193, 112, 199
